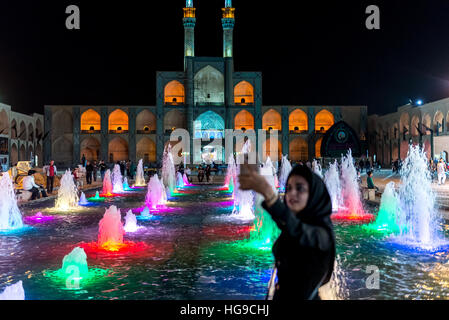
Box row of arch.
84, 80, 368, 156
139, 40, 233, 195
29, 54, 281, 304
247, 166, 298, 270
9, 142, 43, 167
164, 78, 255, 105
54, 136, 321, 164
379, 110, 449, 140
74, 108, 335, 134
0, 109, 43, 141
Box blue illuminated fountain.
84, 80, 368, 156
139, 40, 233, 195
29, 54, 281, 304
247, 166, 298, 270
0, 172, 23, 231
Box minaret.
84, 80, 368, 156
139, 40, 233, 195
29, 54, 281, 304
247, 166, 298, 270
183, 0, 196, 71
222, 0, 235, 58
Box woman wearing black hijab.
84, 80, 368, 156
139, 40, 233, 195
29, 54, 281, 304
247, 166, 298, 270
239, 164, 335, 300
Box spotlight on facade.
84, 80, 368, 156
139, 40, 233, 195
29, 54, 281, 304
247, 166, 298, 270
416, 100, 423, 106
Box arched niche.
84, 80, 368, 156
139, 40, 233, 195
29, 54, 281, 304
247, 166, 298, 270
262, 109, 282, 131
164, 80, 185, 105
137, 137, 156, 163
234, 81, 254, 105
194, 65, 224, 105
136, 110, 156, 133
289, 109, 308, 132
81, 109, 101, 131
315, 109, 334, 132
234, 110, 254, 131
289, 137, 308, 161
108, 109, 129, 132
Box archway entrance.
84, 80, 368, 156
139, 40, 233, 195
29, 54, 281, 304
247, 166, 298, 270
194, 111, 225, 164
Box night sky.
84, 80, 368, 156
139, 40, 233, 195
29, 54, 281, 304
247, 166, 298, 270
0, 0, 448, 116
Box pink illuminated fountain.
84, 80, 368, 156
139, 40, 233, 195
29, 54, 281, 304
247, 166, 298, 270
332, 150, 374, 222
80, 205, 150, 254
102, 170, 113, 196
97, 205, 125, 251
183, 173, 190, 186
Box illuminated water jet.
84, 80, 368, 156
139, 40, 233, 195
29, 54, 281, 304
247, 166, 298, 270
162, 145, 176, 197
278, 155, 292, 193
145, 174, 166, 209
134, 159, 146, 186
79, 192, 89, 205
0, 281, 25, 300
124, 210, 141, 232
0, 172, 23, 230
324, 160, 343, 212
112, 165, 124, 193
102, 170, 113, 196
55, 170, 79, 211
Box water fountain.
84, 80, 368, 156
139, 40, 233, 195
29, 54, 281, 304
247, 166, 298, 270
79, 192, 89, 205
112, 164, 124, 193
224, 154, 237, 191
318, 255, 349, 300
249, 157, 281, 248
395, 145, 446, 249
96, 205, 125, 251
102, 170, 113, 196
25, 211, 55, 223
146, 174, 166, 210
183, 173, 190, 186
324, 160, 343, 212
176, 172, 185, 189
231, 157, 255, 220
55, 170, 79, 211
364, 181, 400, 234
0, 281, 25, 300
88, 190, 105, 202
44, 246, 108, 288
0, 172, 23, 230
61, 246, 89, 276
162, 145, 176, 196
134, 159, 146, 187
124, 210, 141, 232
123, 177, 132, 191
333, 150, 373, 221
140, 206, 151, 218
312, 159, 323, 179
278, 155, 292, 193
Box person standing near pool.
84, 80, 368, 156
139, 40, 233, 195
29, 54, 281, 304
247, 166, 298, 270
238, 164, 335, 300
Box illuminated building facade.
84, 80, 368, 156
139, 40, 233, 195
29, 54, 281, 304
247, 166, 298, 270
44, 0, 368, 168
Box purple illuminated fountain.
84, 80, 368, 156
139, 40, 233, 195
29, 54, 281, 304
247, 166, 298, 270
24, 212, 55, 223
124, 210, 141, 232
145, 174, 166, 209
112, 164, 124, 193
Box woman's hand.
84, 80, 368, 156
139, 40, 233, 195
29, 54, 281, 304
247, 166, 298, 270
238, 165, 276, 201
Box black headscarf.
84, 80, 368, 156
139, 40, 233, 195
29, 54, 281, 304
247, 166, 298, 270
285, 164, 335, 285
